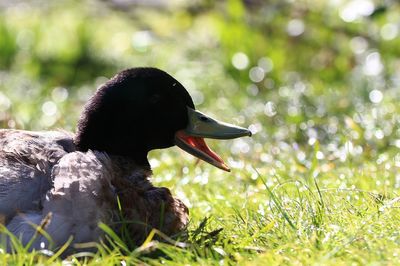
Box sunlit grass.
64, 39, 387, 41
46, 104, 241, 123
1, 146, 400, 264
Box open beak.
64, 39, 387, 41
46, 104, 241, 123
174, 107, 252, 172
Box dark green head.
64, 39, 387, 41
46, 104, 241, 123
75, 68, 194, 164
75, 67, 251, 170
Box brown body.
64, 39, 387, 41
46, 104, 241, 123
0, 129, 188, 251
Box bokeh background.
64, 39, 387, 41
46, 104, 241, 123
2, 1, 400, 164
1, 0, 400, 251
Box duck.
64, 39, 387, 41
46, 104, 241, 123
0, 67, 251, 253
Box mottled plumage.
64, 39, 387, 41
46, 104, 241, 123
0, 129, 188, 252
0, 130, 74, 221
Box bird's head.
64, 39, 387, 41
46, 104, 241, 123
75, 67, 251, 171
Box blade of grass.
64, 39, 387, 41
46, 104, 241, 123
47, 236, 73, 263
254, 168, 297, 230
98, 222, 130, 254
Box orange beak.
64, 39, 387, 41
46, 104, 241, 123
175, 130, 230, 171
174, 108, 251, 171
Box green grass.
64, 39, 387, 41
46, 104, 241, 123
2, 155, 400, 265
1, 0, 400, 264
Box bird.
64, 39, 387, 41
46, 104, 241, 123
0, 67, 251, 253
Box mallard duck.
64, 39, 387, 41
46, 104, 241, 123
0, 67, 251, 252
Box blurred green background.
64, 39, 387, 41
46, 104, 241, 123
1, 0, 400, 217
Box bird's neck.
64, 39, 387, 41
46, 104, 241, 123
74, 130, 151, 169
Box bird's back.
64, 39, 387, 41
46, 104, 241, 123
0, 129, 75, 221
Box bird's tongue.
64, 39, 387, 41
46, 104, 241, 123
175, 130, 230, 171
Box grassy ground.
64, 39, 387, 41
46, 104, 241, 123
2, 148, 400, 265
1, 0, 400, 265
